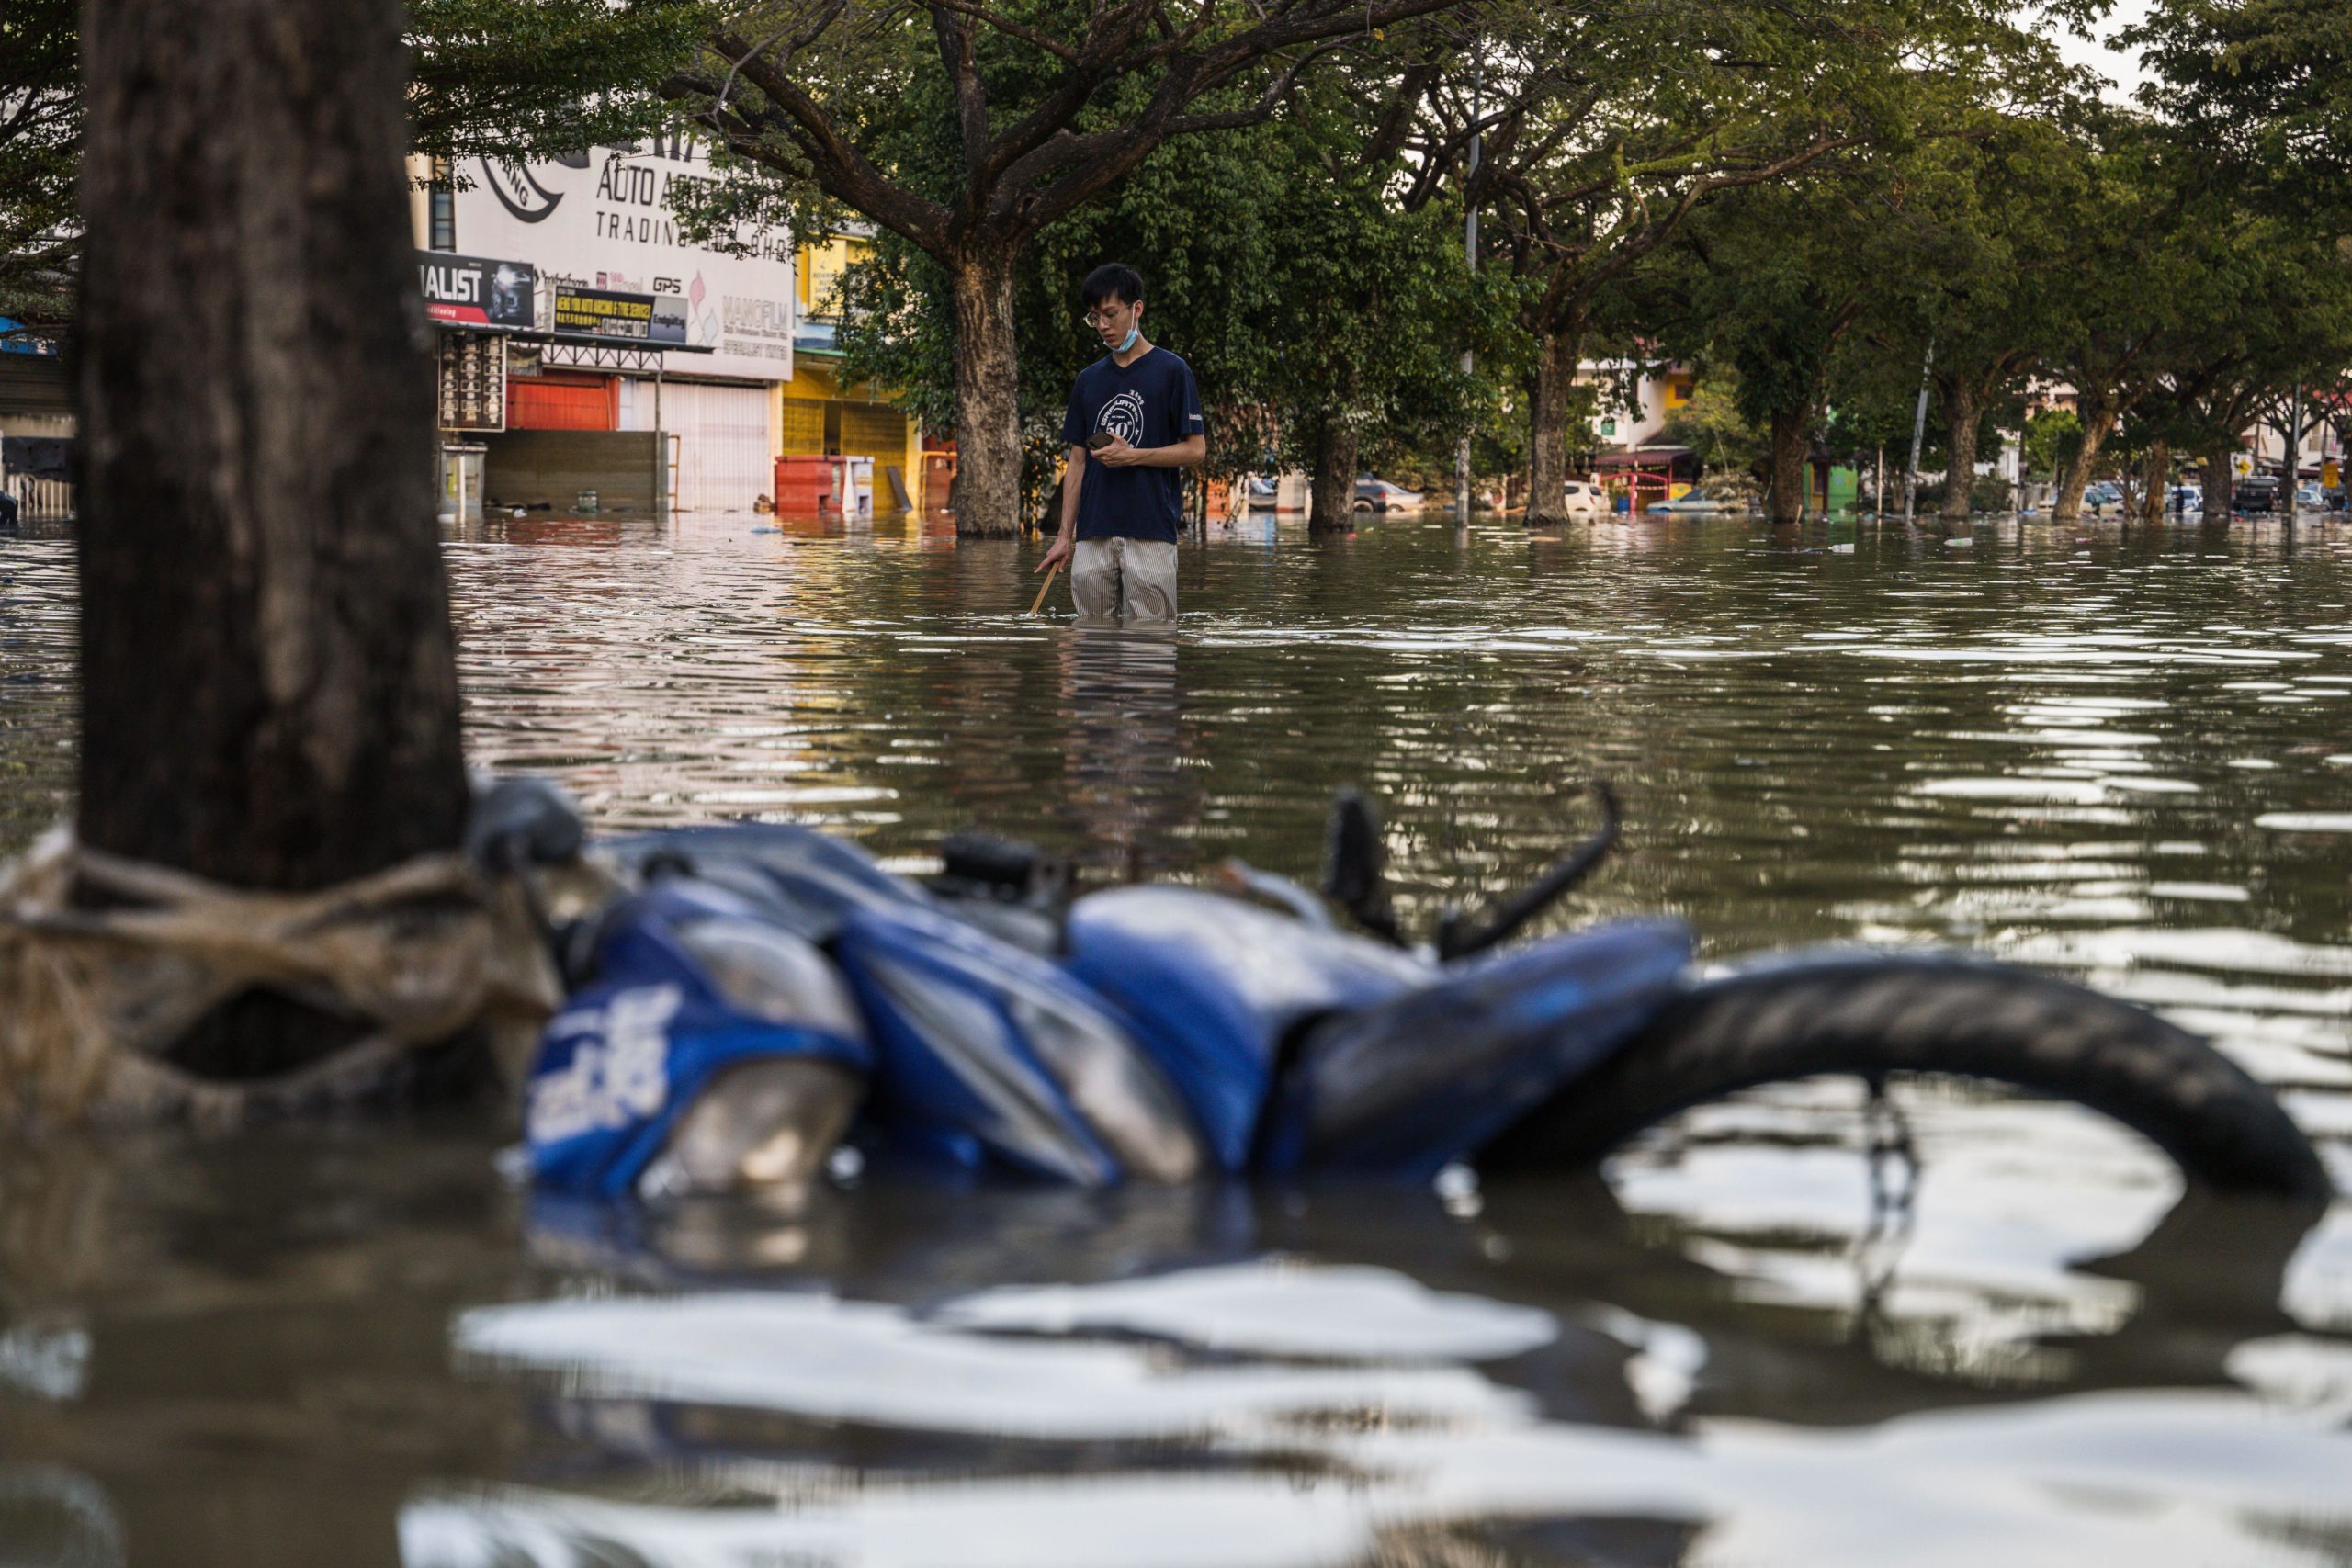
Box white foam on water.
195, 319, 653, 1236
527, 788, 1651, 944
453, 1289, 1529, 1443
400, 1389, 2352, 1568
931, 1259, 1558, 1362
2006, 926, 2352, 979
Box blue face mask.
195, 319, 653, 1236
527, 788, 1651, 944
1114, 322, 1141, 353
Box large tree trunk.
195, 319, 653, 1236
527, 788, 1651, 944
947, 243, 1023, 539
2136, 442, 2169, 524
1941, 384, 1984, 524
2051, 390, 2118, 524
1766, 406, 1810, 525
1307, 422, 1357, 535
1524, 326, 1581, 525
76, 0, 467, 890
2202, 440, 2234, 525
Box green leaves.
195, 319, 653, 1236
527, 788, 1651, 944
0, 0, 78, 323
406, 0, 707, 164
831, 81, 1504, 503
2130, 0, 2352, 205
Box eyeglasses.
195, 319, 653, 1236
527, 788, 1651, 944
1080, 303, 1136, 327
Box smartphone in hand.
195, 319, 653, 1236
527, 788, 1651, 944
1087, 432, 1114, 450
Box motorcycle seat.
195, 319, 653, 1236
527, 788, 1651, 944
1272, 918, 1695, 1178
1062, 886, 1433, 1170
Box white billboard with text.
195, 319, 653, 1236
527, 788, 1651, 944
452, 132, 794, 383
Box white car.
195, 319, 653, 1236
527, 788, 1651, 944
1351, 477, 1422, 513
1561, 480, 1606, 517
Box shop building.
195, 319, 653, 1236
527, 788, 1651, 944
0, 321, 74, 522
414, 134, 800, 516
782, 232, 928, 513
416, 248, 691, 520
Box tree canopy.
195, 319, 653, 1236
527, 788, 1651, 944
0, 0, 77, 325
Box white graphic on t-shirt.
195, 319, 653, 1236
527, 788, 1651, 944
1097, 389, 1147, 446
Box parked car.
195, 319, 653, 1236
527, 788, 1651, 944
1352, 476, 1422, 513
2295, 480, 2325, 512
1560, 480, 1605, 517
2080, 481, 2127, 516
2164, 483, 2202, 515
2232, 476, 2280, 515
1645, 494, 1726, 515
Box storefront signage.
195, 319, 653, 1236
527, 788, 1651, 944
419, 253, 537, 331
451, 137, 793, 379
550, 283, 688, 345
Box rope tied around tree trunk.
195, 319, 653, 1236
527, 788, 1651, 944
0, 829, 564, 1126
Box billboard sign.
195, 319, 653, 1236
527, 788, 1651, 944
451, 131, 793, 380
419, 253, 537, 331
550, 283, 689, 345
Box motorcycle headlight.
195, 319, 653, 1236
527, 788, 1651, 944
1001, 987, 1201, 1184
673, 918, 865, 1035
639, 1057, 865, 1200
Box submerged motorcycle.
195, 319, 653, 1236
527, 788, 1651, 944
483, 781, 2330, 1203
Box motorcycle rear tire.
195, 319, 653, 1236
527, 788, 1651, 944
1476, 956, 2332, 1199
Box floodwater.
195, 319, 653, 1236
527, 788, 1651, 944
3, 510, 2350, 1568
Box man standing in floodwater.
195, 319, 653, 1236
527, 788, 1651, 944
1035, 264, 1205, 623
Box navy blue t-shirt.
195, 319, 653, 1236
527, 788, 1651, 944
1060, 347, 1204, 543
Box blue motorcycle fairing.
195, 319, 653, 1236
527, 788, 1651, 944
834, 901, 1205, 1187
1063, 887, 1435, 1171
1261, 919, 1696, 1179
602, 822, 932, 942
526, 882, 873, 1200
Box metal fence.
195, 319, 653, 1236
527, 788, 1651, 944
1, 408, 75, 521
4, 471, 75, 522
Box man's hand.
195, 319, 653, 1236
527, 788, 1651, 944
1090, 434, 1142, 468
1037, 534, 1074, 574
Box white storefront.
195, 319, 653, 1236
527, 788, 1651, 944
449, 134, 796, 513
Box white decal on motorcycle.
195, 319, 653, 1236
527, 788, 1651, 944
528, 985, 682, 1143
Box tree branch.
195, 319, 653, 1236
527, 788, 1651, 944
695, 28, 952, 254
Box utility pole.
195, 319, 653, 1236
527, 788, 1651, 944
1903, 339, 1934, 526
2284, 382, 2303, 519
1455, 43, 1482, 525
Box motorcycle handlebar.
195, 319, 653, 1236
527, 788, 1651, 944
1436, 780, 1621, 962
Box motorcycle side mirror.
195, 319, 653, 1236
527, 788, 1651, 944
1322, 788, 1402, 944
465, 775, 585, 870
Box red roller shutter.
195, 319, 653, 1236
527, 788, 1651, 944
508, 373, 617, 431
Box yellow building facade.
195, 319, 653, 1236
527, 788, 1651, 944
781, 235, 929, 511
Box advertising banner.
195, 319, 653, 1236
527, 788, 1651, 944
419, 253, 537, 331
451, 132, 793, 380
550, 283, 689, 345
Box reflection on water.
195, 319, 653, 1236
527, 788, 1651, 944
4, 513, 2352, 1563
1063, 627, 1190, 875
409, 1182, 2346, 1568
